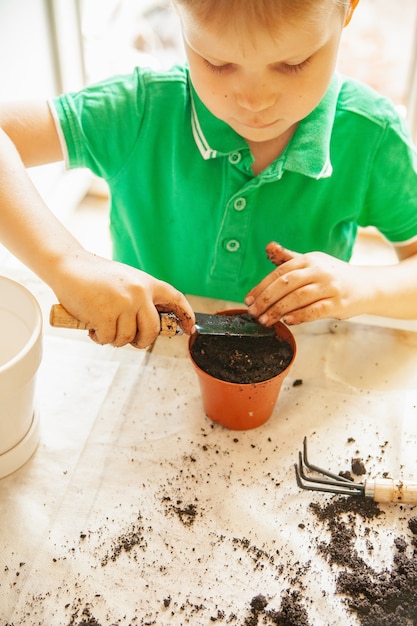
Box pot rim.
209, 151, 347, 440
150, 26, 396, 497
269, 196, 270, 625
188, 308, 296, 386
0, 276, 43, 377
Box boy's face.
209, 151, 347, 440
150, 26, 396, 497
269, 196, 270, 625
177, 4, 349, 145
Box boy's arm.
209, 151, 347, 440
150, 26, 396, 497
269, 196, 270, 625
0, 101, 67, 277
0, 101, 195, 347
245, 241, 417, 325
0, 101, 63, 166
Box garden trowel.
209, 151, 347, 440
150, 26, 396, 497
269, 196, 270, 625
49, 304, 276, 338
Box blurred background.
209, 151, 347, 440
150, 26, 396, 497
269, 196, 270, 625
1, 0, 417, 264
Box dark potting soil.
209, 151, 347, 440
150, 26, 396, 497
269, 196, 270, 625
243, 592, 310, 626
190, 333, 294, 384
310, 497, 417, 625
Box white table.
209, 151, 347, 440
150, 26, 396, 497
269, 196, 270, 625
1, 267, 417, 625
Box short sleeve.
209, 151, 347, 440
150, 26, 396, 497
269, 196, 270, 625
52, 70, 146, 180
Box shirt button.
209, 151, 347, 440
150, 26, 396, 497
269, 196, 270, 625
229, 152, 242, 164
225, 239, 240, 252
233, 197, 246, 211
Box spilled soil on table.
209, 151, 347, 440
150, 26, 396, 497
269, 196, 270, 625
9, 439, 417, 626
310, 496, 417, 625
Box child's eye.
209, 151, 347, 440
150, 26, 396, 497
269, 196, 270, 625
203, 59, 234, 74
280, 58, 312, 74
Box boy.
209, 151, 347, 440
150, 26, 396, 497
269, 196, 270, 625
1, 0, 417, 349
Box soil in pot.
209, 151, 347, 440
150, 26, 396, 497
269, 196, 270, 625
190, 333, 294, 384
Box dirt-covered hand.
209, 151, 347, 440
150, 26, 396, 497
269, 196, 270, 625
245, 242, 368, 326
51, 250, 195, 349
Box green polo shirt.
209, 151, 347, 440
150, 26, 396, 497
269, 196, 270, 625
52, 66, 417, 302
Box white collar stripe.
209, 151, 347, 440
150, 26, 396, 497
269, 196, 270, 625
191, 97, 217, 159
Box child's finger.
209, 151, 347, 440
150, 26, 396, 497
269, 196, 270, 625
111, 311, 139, 347
154, 284, 195, 335
245, 264, 293, 311
88, 322, 117, 346
266, 241, 295, 266
130, 307, 161, 349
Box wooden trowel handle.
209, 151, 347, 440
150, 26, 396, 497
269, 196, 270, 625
49, 304, 182, 337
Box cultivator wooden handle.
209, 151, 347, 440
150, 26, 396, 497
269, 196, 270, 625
364, 479, 417, 504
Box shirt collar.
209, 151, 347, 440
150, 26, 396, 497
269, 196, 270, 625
189, 73, 341, 180
190, 82, 249, 159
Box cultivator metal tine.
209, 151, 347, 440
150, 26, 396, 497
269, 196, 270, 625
294, 437, 365, 497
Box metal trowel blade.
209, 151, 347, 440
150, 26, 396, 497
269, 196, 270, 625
194, 312, 276, 337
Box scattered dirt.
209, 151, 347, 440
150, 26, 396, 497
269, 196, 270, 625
8, 434, 417, 625
408, 516, 417, 535
351, 457, 367, 476
162, 495, 199, 526
243, 592, 310, 626
310, 496, 417, 625
68, 606, 101, 626
100, 514, 148, 566
190, 334, 294, 383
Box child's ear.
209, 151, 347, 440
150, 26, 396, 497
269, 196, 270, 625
344, 0, 360, 26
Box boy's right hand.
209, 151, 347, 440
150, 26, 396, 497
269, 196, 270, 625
51, 250, 195, 349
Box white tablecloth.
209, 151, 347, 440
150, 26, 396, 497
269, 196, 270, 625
1, 270, 417, 625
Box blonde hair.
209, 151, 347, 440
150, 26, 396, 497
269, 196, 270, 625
173, 0, 351, 31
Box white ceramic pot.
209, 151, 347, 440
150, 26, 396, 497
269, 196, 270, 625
0, 276, 42, 478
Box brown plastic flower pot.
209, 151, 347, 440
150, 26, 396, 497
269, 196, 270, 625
188, 309, 296, 430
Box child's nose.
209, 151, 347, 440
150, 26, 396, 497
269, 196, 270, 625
236, 84, 276, 112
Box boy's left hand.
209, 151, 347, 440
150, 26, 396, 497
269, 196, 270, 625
245, 241, 366, 326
